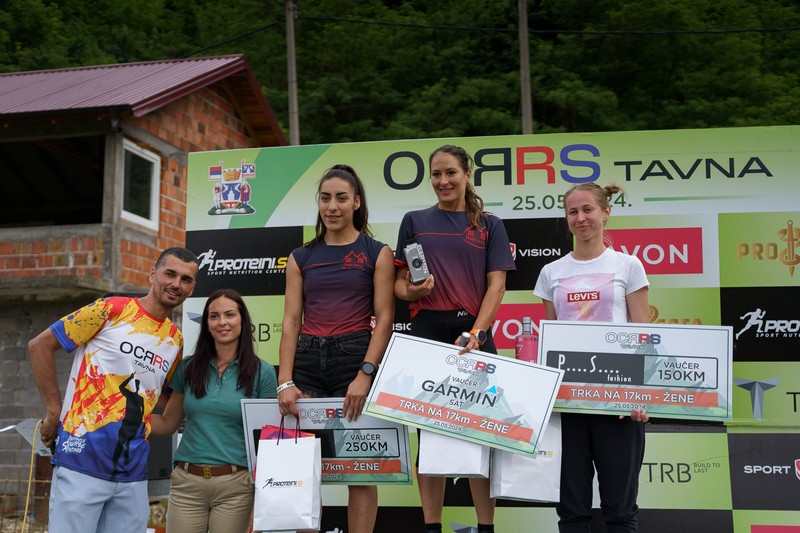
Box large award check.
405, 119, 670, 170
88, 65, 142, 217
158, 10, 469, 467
538, 320, 733, 421
241, 398, 412, 485
364, 333, 564, 457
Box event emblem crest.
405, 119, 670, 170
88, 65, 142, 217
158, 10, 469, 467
207, 160, 256, 215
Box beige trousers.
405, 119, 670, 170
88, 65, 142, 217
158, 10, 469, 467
166, 466, 254, 533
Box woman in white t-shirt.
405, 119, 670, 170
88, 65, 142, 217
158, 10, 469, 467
534, 183, 649, 533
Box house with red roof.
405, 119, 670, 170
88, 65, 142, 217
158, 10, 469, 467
0, 54, 286, 520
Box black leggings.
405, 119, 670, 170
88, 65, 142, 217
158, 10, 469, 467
410, 309, 497, 467
409, 309, 497, 354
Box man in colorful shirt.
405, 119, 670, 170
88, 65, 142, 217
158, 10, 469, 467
28, 247, 198, 533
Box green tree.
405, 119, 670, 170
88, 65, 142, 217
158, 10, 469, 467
0, 0, 798, 141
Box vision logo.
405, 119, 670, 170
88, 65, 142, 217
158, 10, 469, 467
736, 308, 800, 340
737, 219, 800, 277
208, 160, 256, 215
513, 245, 564, 258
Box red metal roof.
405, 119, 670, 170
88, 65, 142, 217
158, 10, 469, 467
0, 54, 286, 145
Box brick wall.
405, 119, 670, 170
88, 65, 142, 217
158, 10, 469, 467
117, 82, 258, 288
0, 236, 104, 281
0, 297, 81, 514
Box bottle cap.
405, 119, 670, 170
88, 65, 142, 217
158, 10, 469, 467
459, 332, 471, 347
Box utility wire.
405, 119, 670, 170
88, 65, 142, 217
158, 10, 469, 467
182, 21, 282, 57
184, 14, 800, 57
299, 14, 800, 36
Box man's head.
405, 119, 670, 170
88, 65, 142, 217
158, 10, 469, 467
147, 247, 198, 313
155, 247, 198, 270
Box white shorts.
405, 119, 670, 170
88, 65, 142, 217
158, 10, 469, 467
49, 466, 149, 533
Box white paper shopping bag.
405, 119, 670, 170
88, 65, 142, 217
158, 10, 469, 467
253, 435, 322, 531
418, 429, 490, 478
490, 413, 561, 502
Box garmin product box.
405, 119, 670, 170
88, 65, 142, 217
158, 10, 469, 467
403, 241, 430, 284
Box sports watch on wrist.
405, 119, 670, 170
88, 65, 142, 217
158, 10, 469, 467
470, 328, 487, 346
359, 361, 378, 377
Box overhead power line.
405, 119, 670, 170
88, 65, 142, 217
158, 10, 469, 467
299, 14, 800, 36
184, 13, 800, 58
182, 21, 282, 57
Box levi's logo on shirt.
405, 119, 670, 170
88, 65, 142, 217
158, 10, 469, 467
567, 291, 600, 302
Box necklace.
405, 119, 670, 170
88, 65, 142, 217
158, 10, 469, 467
216, 358, 235, 376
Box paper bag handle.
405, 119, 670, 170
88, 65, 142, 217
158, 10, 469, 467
276, 415, 303, 445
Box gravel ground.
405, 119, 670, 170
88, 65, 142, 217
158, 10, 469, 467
0, 501, 167, 533
0, 516, 46, 533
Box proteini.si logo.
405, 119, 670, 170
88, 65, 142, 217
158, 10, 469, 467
735, 308, 800, 340
261, 477, 304, 488
196, 248, 288, 275
737, 219, 800, 277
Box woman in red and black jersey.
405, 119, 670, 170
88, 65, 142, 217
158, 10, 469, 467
278, 164, 395, 533
394, 145, 516, 533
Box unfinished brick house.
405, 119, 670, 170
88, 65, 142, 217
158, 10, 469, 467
0, 55, 286, 519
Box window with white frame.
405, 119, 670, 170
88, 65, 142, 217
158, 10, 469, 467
121, 139, 160, 231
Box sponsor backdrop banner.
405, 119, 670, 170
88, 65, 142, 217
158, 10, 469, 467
186, 126, 800, 531
730, 362, 800, 426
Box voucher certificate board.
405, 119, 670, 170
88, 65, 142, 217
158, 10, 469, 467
241, 398, 412, 485
364, 333, 564, 457
538, 320, 733, 421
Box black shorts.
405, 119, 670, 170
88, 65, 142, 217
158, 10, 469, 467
292, 329, 371, 397
410, 309, 497, 354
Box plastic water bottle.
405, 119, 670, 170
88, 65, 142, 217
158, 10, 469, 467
515, 316, 539, 362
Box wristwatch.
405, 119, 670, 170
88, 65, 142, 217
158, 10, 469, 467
470, 328, 487, 346
359, 361, 378, 377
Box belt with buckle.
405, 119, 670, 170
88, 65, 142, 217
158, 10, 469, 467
175, 461, 247, 478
